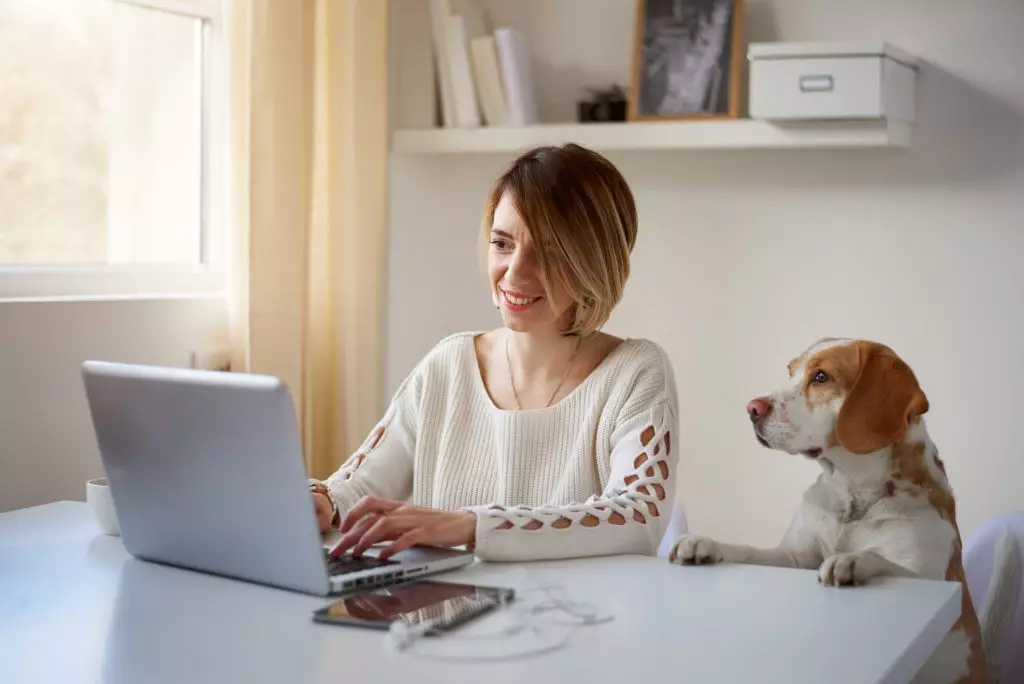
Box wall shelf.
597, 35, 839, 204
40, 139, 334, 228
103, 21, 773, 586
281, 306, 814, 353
392, 119, 911, 154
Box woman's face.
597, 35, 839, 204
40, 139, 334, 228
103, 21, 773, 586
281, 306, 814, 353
488, 193, 573, 334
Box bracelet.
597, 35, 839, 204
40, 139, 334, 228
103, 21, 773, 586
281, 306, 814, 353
308, 480, 340, 527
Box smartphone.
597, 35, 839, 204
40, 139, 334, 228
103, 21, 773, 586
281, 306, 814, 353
312, 580, 515, 635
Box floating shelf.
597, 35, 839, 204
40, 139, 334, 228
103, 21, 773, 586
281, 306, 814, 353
392, 119, 911, 154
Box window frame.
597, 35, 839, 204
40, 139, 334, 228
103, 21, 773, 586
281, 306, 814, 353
0, 0, 226, 302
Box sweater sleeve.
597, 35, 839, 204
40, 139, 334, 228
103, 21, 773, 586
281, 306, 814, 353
467, 395, 679, 562
318, 368, 421, 521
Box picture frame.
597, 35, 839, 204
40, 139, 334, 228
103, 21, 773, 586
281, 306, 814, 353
628, 0, 745, 121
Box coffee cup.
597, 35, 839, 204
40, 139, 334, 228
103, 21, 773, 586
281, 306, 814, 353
86, 477, 121, 536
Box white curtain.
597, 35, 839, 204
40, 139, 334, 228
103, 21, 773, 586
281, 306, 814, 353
225, 0, 389, 478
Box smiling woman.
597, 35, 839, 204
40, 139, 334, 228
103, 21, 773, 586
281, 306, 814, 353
311, 143, 682, 563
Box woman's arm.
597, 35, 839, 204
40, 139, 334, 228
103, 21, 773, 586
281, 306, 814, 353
328, 400, 678, 563
310, 369, 421, 528
468, 399, 678, 561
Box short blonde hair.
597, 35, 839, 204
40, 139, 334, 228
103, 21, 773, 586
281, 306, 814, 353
482, 143, 638, 336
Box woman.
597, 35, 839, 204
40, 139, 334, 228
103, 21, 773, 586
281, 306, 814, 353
310, 143, 679, 562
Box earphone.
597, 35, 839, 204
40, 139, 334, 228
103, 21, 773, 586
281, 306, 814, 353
386, 571, 613, 662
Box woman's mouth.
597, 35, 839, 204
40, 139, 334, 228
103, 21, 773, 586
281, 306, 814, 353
500, 288, 542, 313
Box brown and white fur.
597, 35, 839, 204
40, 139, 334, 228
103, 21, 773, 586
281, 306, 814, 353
669, 338, 1021, 684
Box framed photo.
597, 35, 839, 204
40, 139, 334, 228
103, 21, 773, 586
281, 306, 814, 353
629, 0, 745, 120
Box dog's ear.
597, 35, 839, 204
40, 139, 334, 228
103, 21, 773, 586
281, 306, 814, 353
835, 343, 929, 454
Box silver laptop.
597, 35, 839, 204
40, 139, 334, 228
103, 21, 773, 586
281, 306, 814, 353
81, 360, 473, 597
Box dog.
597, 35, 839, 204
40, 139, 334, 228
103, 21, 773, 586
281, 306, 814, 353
669, 338, 1021, 684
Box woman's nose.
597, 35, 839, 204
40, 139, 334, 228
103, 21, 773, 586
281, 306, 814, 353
506, 248, 534, 281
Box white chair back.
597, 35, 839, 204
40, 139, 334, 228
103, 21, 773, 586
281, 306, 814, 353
963, 512, 1024, 683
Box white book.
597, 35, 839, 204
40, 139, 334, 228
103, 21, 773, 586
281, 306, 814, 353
469, 35, 508, 126
392, 0, 436, 129
445, 14, 482, 128
494, 27, 538, 126
452, 0, 488, 34
427, 0, 456, 128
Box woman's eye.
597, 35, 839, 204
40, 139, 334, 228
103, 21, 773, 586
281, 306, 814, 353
490, 239, 510, 250
812, 370, 830, 384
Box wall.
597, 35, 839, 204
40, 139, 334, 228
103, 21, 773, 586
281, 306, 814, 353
0, 298, 228, 512
386, 0, 1024, 546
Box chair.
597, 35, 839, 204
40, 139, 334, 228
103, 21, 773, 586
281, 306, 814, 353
963, 512, 1024, 683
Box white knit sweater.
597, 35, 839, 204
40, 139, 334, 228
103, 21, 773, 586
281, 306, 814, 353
322, 332, 679, 562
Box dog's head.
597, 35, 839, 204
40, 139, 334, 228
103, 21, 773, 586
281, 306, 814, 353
748, 338, 929, 459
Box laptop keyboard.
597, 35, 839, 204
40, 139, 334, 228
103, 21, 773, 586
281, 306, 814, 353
325, 552, 397, 576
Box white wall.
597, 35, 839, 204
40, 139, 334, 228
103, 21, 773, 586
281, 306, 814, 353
387, 0, 1024, 546
0, 298, 228, 512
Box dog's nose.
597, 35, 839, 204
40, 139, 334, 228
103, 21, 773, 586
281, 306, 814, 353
747, 398, 772, 422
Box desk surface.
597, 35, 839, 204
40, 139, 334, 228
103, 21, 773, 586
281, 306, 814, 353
1, 502, 960, 684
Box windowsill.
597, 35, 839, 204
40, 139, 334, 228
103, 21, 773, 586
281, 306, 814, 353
0, 265, 226, 302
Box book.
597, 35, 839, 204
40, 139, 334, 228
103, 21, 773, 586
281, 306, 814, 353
391, 0, 436, 129
427, 0, 457, 128
445, 14, 482, 128
469, 35, 508, 126
494, 27, 538, 126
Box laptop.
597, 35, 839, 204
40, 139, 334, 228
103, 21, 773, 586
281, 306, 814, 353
81, 360, 474, 597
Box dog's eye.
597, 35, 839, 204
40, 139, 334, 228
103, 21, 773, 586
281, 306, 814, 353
812, 370, 830, 384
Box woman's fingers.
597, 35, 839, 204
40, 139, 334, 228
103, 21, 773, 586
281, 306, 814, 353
351, 515, 401, 557
340, 496, 401, 533
334, 505, 476, 560
379, 527, 427, 561
330, 513, 382, 556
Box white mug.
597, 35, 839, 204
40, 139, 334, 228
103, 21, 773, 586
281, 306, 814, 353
86, 478, 121, 536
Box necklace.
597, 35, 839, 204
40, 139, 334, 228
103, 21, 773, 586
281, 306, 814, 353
505, 334, 582, 410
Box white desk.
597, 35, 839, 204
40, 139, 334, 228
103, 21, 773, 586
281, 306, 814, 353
1, 502, 960, 684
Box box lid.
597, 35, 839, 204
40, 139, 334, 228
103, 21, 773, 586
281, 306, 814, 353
747, 41, 917, 68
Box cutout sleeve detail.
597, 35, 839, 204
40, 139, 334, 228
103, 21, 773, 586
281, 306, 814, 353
469, 399, 678, 561
318, 372, 420, 520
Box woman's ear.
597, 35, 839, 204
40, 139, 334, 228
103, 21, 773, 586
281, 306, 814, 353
835, 343, 929, 454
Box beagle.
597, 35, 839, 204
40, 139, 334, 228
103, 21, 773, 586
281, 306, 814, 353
670, 338, 1021, 684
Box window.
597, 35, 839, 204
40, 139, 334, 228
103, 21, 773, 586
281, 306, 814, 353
0, 0, 223, 299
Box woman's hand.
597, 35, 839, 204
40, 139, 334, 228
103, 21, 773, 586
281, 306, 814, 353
312, 491, 335, 533
329, 497, 476, 561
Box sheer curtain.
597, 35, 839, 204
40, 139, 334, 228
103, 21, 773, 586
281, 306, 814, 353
225, 0, 388, 478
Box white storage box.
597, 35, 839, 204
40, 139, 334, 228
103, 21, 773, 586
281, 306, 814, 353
747, 42, 917, 122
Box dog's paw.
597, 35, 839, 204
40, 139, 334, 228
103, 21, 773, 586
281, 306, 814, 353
668, 534, 723, 565
818, 553, 867, 587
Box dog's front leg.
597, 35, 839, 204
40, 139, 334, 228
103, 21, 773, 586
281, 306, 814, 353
817, 551, 918, 587
669, 536, 821, 568
669, 509, 822, 570
817, 515, 956, 587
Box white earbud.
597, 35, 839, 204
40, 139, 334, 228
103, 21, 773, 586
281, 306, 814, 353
385, 571, 613, 662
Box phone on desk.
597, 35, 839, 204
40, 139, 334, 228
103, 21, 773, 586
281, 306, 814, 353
312, 580, 515, 635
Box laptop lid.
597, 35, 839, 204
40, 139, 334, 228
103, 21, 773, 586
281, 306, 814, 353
82, 361, 332, 596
